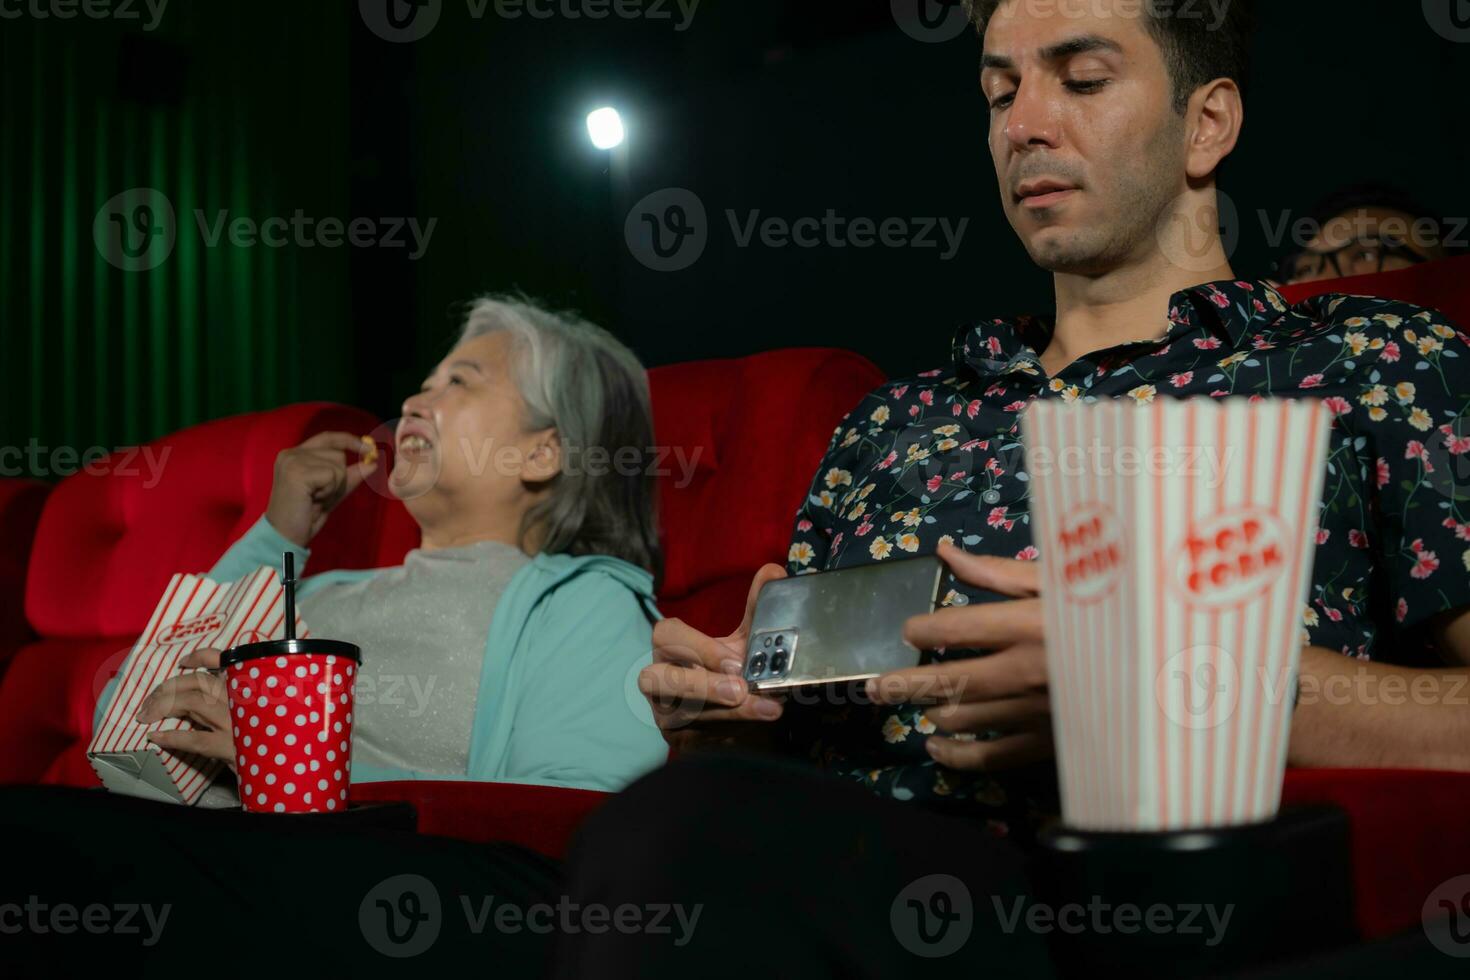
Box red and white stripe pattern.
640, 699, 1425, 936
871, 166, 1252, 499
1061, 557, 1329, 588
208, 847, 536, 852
88, 567, 310, 805
1023, 397, 1331, 831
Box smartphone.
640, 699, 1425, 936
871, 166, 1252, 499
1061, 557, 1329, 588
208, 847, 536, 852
743, 556, 945, 692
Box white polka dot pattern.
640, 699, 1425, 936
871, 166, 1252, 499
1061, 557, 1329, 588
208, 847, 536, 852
225, 653, 357, 813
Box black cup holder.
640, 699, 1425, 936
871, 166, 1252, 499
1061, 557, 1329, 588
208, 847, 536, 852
1024, 805, 1357, 978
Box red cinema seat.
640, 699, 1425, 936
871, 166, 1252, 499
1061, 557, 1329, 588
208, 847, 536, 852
0, 479, 49, 683
0, 403, 392, 786
1278, 252, 1470, 327
648, 347, 886, 632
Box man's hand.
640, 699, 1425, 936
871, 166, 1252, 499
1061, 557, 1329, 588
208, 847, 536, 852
867, 540, 1053, 771
640, 564, 789, 753
135, 648, 237, 772
265, 432, 377, 549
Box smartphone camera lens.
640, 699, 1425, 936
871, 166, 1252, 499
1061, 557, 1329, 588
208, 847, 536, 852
770, 651, 788, 675
747, 653, 768, 678
775, 634, 786, 647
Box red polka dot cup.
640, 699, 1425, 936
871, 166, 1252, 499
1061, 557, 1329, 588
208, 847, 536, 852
221, 639, 362, 813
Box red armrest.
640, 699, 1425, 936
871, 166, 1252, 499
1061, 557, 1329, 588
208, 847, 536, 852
349, 780, 610, 859
1283, 767, 1470, 940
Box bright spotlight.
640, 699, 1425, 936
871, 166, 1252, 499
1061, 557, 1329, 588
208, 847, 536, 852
587, 107, 626, 150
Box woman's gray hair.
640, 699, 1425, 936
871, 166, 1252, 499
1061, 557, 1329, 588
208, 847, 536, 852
458, 294, 662, 580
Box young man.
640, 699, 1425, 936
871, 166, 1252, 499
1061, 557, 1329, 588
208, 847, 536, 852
566, 0, 1470, 974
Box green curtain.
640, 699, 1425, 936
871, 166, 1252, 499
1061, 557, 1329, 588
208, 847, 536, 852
0, 6, 354, 480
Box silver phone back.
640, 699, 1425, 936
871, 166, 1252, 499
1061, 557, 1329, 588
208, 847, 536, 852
744, 556, 944, 691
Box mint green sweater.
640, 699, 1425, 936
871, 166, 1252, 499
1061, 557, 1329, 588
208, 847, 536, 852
95, 517, 668, 793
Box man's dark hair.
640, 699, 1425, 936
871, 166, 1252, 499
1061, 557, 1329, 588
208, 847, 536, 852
965, 0, 1256, 115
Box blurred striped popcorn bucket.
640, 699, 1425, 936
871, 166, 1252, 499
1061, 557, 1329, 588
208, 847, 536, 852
89, 566, 308, 806
1022, 397, 1333, 831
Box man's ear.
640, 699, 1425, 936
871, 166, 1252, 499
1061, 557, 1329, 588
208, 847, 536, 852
1183, 78, 1243, 182
522, 429, 562, 485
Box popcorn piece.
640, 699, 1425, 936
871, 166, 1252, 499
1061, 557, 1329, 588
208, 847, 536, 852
359, 435, 379, 466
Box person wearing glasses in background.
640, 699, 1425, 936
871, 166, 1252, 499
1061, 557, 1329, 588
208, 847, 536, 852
1278, 183, 1463, 286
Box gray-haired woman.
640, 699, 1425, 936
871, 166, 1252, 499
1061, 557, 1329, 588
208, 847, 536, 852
118, 295, 669, 794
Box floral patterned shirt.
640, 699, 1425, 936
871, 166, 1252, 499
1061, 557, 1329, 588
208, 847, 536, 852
782, 279, 1470, 837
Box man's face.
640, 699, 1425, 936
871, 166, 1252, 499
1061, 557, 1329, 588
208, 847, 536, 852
982, 0, 1189, 275
1284, 207, 1440, 284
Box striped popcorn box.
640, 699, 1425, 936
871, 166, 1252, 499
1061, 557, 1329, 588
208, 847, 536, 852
1022, 397, 1332, 831
88, 566, 310, 806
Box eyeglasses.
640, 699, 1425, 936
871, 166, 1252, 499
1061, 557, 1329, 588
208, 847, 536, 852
1279, 236, 1430, 284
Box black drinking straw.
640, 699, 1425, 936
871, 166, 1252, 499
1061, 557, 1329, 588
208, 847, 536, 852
282, 552, 297, 641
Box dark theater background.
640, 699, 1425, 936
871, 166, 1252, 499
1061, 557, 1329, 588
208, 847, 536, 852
2, 0, 1468, 459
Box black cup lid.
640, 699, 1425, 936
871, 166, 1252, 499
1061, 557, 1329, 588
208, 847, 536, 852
220, 638, 362, 668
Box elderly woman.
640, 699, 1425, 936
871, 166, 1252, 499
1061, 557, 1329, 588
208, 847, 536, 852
100, 295, 667, 793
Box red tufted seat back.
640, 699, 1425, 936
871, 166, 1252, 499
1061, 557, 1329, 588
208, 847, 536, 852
24, 403, 392, 639
0, 479, 49, 677
646, 348, 886, 634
